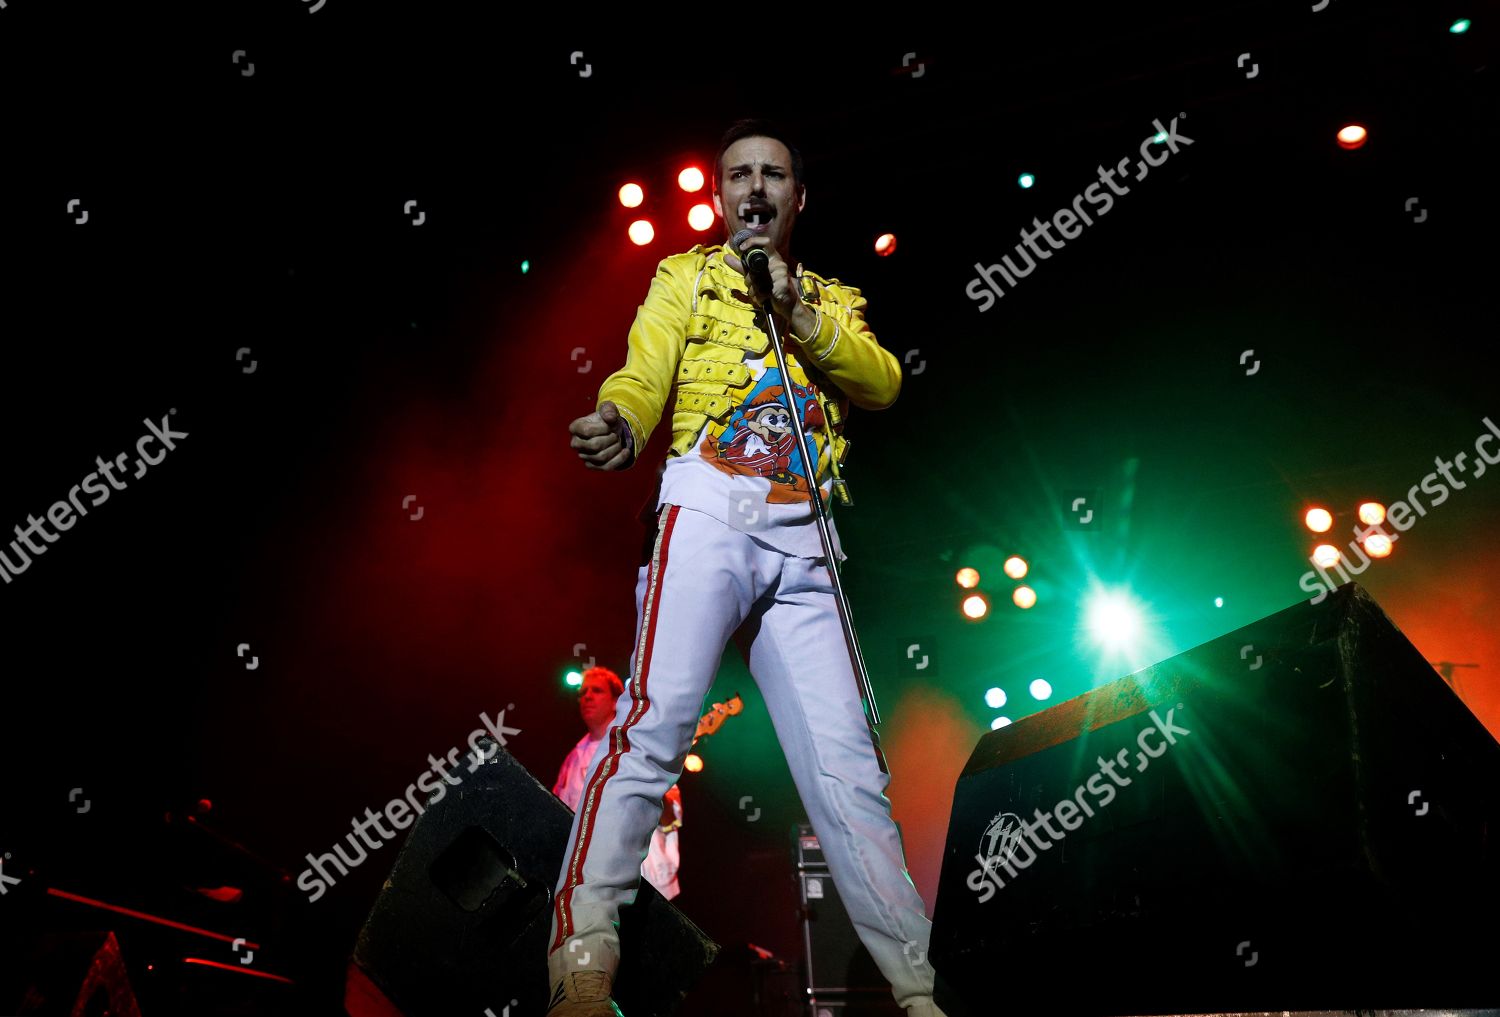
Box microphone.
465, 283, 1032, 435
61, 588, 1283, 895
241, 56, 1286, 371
730, 227, 773, 300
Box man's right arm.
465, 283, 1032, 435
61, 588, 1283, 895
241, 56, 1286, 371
594, 256, 692, 466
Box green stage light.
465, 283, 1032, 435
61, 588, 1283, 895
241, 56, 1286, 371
1086, 588, 1144, 653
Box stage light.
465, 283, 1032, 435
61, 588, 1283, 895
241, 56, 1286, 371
1086, 589, 1143, 652
678, 167, 705, 192
984, 687, 1007, 709
1004, 555, 1028, 579
1365, 533, 1394, 558
1018, 173, 1035, 189
683, 753, 704, 773
564, 670, 583, 688
1214, 596, 1224, 608
875, 233, 897, 256
991, 716, 1012, 730
628, 220, 655, 246
962, 593, 990, 620
1312, 544, 1341, 568
1305, 507, 1333, 533
520, 260, 530, 274
618, 183, 644, 208
1450, 19, 1471, 33
1358, 501, 1386, 525
1337, 124, 1368, 150
1013, 585, 1037, 609
688, 203, 715, 231
956, 567, 980, 589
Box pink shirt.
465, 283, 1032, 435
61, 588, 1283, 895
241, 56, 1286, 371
553, 731, 681, 900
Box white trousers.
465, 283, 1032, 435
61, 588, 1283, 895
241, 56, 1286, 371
547, 503, 937, 1008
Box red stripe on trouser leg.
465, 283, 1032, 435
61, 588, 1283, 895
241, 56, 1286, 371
550, 505, 679, 952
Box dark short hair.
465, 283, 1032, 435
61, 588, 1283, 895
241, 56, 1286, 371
714, 119, 805, 191
581, 665, 624, 699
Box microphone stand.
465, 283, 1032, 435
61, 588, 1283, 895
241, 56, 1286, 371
741, 245, 882, 729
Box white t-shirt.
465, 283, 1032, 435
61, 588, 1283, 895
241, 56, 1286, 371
553, 731, 681, 900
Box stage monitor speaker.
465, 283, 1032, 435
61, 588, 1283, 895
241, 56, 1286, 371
348, 740, 717, 1017
930, 583, 1500, 1016
793, 825, 905, 1016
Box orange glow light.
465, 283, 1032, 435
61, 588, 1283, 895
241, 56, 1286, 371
1337, 124, 1368, 150
678, 167, 705, 192
956, 567, 980, 589
1313, 544, 1341, 568
1359, 502, 1386, 525
1365, 534, 1394, 558
1003, 555, 1028, 580
1013, 586, 1037, 609
618, 183, 644, 208
683, 753, 704, 773
962, 594, 990, 619
1305, 508, 1333, 533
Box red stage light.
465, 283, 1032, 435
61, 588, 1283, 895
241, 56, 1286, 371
687, 203, 715, 231
1336, 124, 1368, 150
628, 220, 655, 246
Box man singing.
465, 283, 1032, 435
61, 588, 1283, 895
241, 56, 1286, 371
552, 119, 946, 1017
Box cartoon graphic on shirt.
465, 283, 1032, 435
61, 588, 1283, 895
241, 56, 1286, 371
701, 350, 826, 502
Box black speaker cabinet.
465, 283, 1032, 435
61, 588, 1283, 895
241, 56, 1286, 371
931, 583, 1500, 1015
794, 825, 905, 1016
350, 740, 717, 1017
798, 863, 886, 995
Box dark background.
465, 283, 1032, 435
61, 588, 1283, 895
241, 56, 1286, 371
1, 2, 1496, 1013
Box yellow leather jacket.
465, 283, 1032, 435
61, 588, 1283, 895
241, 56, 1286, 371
598, 243, 901, 480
